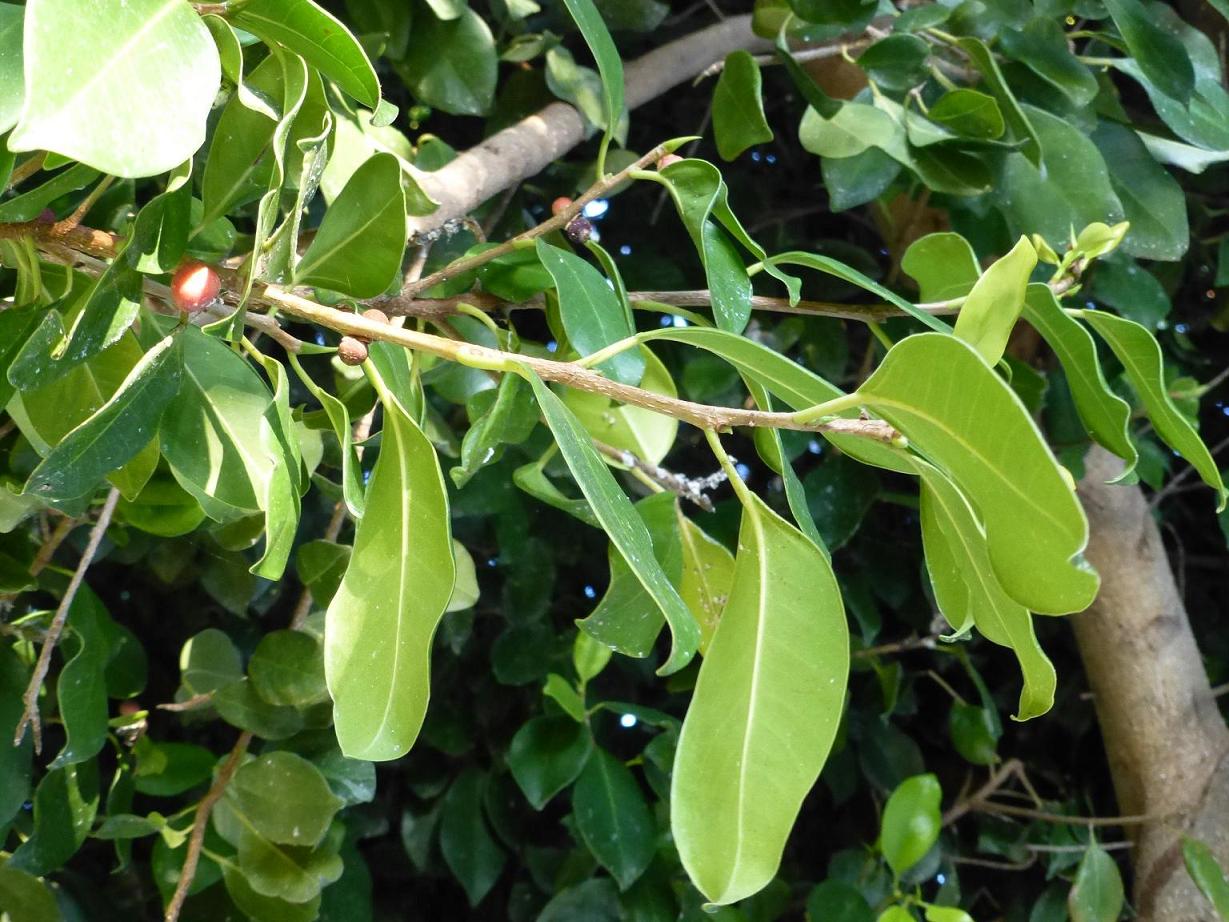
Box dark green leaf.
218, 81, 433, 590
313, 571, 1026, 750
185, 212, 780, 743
1103, 0, 1194, 103
1182, 837, 1229, 919
440, 769, 506, 906
713, 51, 773, 161
574, 748, 656, 889
507, 716, 593, 810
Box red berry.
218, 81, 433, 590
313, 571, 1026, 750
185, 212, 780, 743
551, 196, 574, 216
170, 261, 221, 313
337, 336, 369, 366
657, 153, 683, 170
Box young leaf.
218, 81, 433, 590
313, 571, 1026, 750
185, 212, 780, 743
574, 748, 656, 890
231, 0, 380, 107
1021, 286, 1135, 470
295, 152, 408, 298
879, 774, 941, 878
1068, 845, 1125, 922
952, 236, 1037, 365
536, 239, 644, 386
9, 0, 219, 177
24, 334, 181, 502
713, 51, 773, 161
672, 489, 848, 905
855, 333, 1099, 614
1082, 310, 1227, 508
325, 380, 455, 761
522, 370, 700, 674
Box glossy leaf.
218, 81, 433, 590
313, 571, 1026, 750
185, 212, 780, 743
1103, 0, 1194, 103
523, 369, 700, 674
958, 36, 1041, 166
927, 89, 1004, 140
296, 152, 407, 297
1021, 286, 1135, 470
536, 239, 643, 386
1182, 837, 1229, 919
901, 232, 979, 302
677, 508, 735, 653
10, 0, 219, 177
325, 380, 455, 760
879, 774, 941, 878
1082, 310, 1227, 508
672, 489, 848, 905
1091, 120, 1189, 262
7, 762, 98, 876
573, 748, 656, 889
225, 752, 343, 847
713, 51, 772, 161
507, 716, 593, 810
249, 630, 329, 707
558, 0, 625, 154
1000, 19, 1098, 107
953, 236, 1037, 365
855, 333, 1098, 614
231, 0, 380, 107
50, 588, 113, 767
397, 8, 496, 116
25, 334, 181, 502
1068, 845, 1125, 922
0, 3, 23, 134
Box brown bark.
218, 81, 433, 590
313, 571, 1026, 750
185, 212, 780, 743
1074, 446, 1229, 920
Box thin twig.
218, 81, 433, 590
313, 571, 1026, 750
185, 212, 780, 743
14, 487, 121, 752
853, 635, 939, 658
164, 730, 253, 922
5, 152, 47, 190
53, 175, 116, 234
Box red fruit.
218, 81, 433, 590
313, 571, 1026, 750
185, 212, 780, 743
170, 261, 221, 313
657, 153, 683, 170
551, 196, 574, 216
337, 336, 369, 366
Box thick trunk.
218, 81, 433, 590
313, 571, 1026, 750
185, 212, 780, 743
1074, 446, 1229, 920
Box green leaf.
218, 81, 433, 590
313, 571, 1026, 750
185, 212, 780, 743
440, 768, 506, 906
672, 489, 848, 905
397, 8, 496, 116
806, 880, 874, 922
879, 774, 941, 878
214, 679, 305, 740
249, 630, 329, 707
324, 379, 455, 761
1021, 286, 1135, 470
999, 19, 1098, 107
9, 0, 219, 177
543, 673, 587, 722
225, 752, 344, 847
0, 4, 25, 134
856, 34, 930, 91
24, 334, 181, 502
566, 347, 677, 466
713, 51, 773, 161
915, 461, 1056, 719
558, 0, 626, 156
855, 333, 1098, 614
822, 147, 901, 212
925, 906, 974, 922
223, 866, 321, 922
957, 36, 1041, 167
451, 374, 538, 488
952, 236, 1037, 365
0, 162, 98, 222
0, 866, 60, 922
290, 354, 364, 518
50, 588, 113, 767
130, 162, 193, 274
231, 0, 380, 107
949, 702, 1000, 766
1082, 310, 1226, 509
540, 878, 622, 921
1090, 121, 1189, 262
231, 823, 343, 903
1103, 0, 1194, 103
574, 748, 656, 890
523, 370, 700, 674
536, 239, 643, 386
1182, 837, 1229, 919
0, 645, 33, 830
133, 741, 215, 797
901, 232, 979, 302
507, 716, 593, 810
7, 762, 98, 876
179, 628, 242, 697
573, 631, 612, 683
296, 153, 407, 297
926, 89, 1005, 140
1068, 845, 1125, 922
677, 509, 735, 654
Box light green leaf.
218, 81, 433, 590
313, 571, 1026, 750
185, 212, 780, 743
879, 774, 941, 878
0, 866, 60, 922
10, 0, 219, 177
914, 461, 1056, 719
249, 630, 329, 707
224, 752, 343, 847
289, 354, 364, 518
565, 347, 676, 466
854, 333, 1098, 614
953, 236, 1037, 365
901, 232, 979, 302
1068, 845, 1125, 922
574, 748, 656, 890
713, 51, 772, 161
524, 370, 700, 674
296, 152, 407, 297
1082, 310, 1226, 508
536, 239, 643, 386
1021, 286, 1135, 470
0, 3, 25, 134
925, 906, 974, 922
677, 509, 735, 654
324, 377, 455, 760
1182, 837, 1229, 919
223, 866, 321, 922
397, 8, 496, 116
25, 334, 181, 502
543, 673, 587, 722
672, 489, 848, 905
231, 0, 380, 107
507, 716, 593, 810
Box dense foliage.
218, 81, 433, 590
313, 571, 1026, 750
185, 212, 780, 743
1, 0, 1229, 920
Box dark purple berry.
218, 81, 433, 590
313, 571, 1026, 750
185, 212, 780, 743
565, 216, 593, 244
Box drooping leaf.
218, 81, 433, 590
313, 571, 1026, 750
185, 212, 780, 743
557, 0, 625, 156
957, 36, 1041, 166
677, 508, 735, 653
325, 376, 455, 760
712, 51, 773, 161
1082, 310, 1227, 509
672, 488, 848, 905
565, 347, 676, 466
296, 152, 407, 298
9, 0, 220, 177
853, 333, 1098, 614
523, 369, 700, 674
